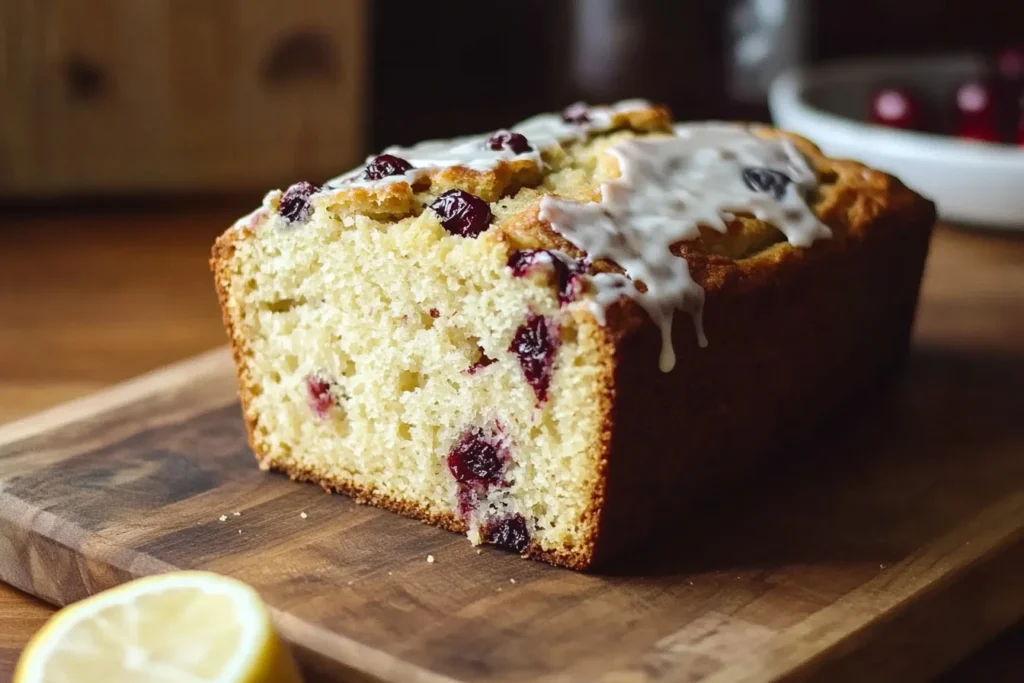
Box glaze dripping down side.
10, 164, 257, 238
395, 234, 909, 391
540, 124, 831, 372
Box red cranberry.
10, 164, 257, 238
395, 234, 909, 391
457, 488, 477, 520
510, 314, 558, 404
487, 130, 532, 154
279, 182, 319, 223
486, 515, 530, 553
741, 168, 791, 201
364, 154, 413, 180
467, 352, 496, 374
955, 80, 1003, 142
429, 190, 493, 238
561, 103, 592, 125
870, 87, 923, 130
508, 250, 584, 305
305, 374, 335, 418
507, 249, 544, 278
956, 80, 997, 118
447, 427, 506, 486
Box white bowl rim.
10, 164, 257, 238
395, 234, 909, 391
769, 55, 1024, 169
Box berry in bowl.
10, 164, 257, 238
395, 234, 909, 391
770, 52, 1024, 229
870, 87, 927, 131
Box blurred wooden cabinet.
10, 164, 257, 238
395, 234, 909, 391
0, 0, 366, 198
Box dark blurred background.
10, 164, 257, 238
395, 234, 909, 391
2, 0, 1022, 200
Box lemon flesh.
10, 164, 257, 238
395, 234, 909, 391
15, 571, 302, 683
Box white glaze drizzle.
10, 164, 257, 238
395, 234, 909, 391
324, 99, 652, 188
229, 190, 279, 232
540, 123, 830, 372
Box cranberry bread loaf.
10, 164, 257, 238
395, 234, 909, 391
212, 100, 935, 570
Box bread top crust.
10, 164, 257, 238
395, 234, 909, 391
219, 101, 935, 365
232, 99, 932, 268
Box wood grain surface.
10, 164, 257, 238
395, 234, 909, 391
0, 0, 366, 198
0, 209, 1023, 682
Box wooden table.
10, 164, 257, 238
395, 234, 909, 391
0, 203, 1022, 682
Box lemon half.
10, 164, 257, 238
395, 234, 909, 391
14, 571, 302, 683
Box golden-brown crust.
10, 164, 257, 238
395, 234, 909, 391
317, 104, 673, 225
587, 186, 934, 568
211, 102, 936, 571
211, 213, 268, 471
612, 104, 674, 135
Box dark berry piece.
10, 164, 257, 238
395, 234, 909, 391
508, 250, 584, 306
279, 181, 319, 223
430, 190, 493, 238
741, 167, 792, 200
429, 308, 440, 319
561, 103, 591, 125
457, 487, 477, 520
558, 268, 585, 305
306, 374, 335, 418
364, 154, 413, 180
507, 249, 544, 277
467, 350, 496, 374
447, 427, 505, 486
510, 314, 559, 403
487, 130, 532, 154
870, 87, 923, 131
486, 515, 530, 553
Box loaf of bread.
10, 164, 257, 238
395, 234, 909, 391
211, 100, 935, 570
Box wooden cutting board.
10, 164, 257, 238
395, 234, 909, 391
1, 231, 1023, 683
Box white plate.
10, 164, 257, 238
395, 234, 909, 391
768, 55, 1024, 229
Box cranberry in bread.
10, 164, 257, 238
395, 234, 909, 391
211, 101, 935, 570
